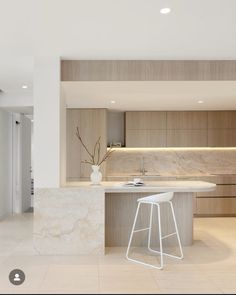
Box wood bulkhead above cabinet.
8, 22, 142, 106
125, 111, 236, 147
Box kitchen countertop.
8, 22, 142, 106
64, 180, 216, 193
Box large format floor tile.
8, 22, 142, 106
0, 213, 235, 294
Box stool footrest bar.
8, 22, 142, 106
133, 227, 150, 233
161, 232, 177, 239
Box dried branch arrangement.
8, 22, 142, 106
76, 127, 114, 166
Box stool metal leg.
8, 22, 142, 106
148, 202, 183, 261
126, 200, 183, 269
126, 203, 163, 269
157, 203, 164, 269
169, 201, 183, 259
126, 203, 141, 260
147, 204, 153, 250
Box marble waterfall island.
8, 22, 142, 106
33, 181, 216, 255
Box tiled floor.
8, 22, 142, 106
0, 214, 236, 294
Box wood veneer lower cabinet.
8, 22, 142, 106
196, 198, 236, 216
195, 181, 236, 216
66, 108, 107, 180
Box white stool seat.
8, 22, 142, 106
138, 192, 174, 204
126, 191, 183, 270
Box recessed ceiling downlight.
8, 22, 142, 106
160, 7, 171, 14
110, 100, 116, 104
198, 100, 204, 104
22, 85, 28, 89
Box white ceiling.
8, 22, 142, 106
1, 0, 236, 59
2, 106, 33, 115
1, 0, 236, 109
62, 81, 236, 111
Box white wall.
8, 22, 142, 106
0, 109, 12, 219
34, 56, 62, 188
60, 86, 67, 186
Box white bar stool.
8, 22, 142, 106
126, 192, 183, 269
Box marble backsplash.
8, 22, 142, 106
106, 149, 236, 176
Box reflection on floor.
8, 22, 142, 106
0, 214, 236, 294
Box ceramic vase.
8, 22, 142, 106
90, 165, 102, 185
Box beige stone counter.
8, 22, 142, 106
34, 181, 216, 255
65, 180, 216, 193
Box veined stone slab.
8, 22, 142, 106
34, 187, 105, 255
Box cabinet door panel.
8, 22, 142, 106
208, 129, 236, 147
208, 111, 236, 129
167, 130, 207, 147
167, 111, 207, 129
196, 197, 236, 215
197, 185, 236, 197
147, 130, 166, 147
126, 130, 148, 147
126, 112, 166, 130
126, 129, 166, 147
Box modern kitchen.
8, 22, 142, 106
1, 1, 236, 293
33, 61, 236, 278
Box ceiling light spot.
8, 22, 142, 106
198, 100, 204, 104
160, 7, 171, 14
110, 100, 116, 104
22, 85, 28, 89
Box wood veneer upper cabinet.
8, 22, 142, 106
167, 130, 208, 147
208, 111, 236, 129
166, 111, 208, 147
207, 111, 236, 147
167, 111, 208, 129
126, 129, 166, 147
125, 112, 167, 147
126, 111, 166, 130
66, 109, 107, 180
208, 129, 236, 147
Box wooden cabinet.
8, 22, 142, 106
167, 111, 207, 129
196, 198, 236, 216
66, 109, 107, 180
195, 175, 236, 216
125, 112, 167, 147
126, 130, 166, 147
126, 111, 166, 130
166, 111, 208, 147
208, 111, 236, 129
208, 129, 236, 147
208, 111, 236, 147
167, 130, 207, 147
125, 110, 236, 148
